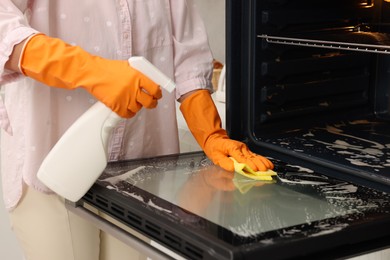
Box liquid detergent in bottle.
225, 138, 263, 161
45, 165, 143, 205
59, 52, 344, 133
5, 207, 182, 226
37, 57, 175, 202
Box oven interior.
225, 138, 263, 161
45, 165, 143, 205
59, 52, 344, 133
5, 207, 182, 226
226, 0, 390, 191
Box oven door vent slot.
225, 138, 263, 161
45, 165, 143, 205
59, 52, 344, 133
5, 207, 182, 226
83, 190, 205, 260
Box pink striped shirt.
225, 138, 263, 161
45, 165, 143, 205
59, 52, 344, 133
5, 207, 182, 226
0, 0, 213, 210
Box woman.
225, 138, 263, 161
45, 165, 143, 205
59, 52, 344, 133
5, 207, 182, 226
0, 1, 273, 259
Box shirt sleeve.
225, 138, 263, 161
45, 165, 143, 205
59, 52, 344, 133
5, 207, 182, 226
0, 1, 37, 135
169, 0, 214, 100
0, 0, 37, 82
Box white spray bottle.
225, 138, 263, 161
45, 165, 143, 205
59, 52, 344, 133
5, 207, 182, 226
37, 57, 175, 202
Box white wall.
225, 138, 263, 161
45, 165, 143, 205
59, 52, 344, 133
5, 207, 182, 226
197, 0, 226, 63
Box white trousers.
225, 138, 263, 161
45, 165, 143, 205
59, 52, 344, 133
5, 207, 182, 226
9, 185, 145, 260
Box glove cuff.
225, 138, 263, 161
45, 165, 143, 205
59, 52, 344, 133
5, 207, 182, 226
18, 33, 44, 75
180, 90, 227, 151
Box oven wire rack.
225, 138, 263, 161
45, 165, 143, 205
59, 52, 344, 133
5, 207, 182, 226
258, 34, 390, 54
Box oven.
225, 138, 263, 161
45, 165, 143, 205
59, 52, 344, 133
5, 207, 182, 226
66, 1, 390, 259
226, 0, 390, 192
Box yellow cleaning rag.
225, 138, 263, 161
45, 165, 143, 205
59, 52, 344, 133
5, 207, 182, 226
230, 157, 277, 181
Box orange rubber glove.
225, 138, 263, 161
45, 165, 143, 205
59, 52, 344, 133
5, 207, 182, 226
180, 90, 274, 172
19, 34, 162, 118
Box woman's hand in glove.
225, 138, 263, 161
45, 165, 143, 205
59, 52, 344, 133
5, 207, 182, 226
203, 136, 274, 172
180, 90, 274, 172
18, 34, 162, 118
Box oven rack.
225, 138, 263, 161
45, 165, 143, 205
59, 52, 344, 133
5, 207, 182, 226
258, 34, 390, 54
